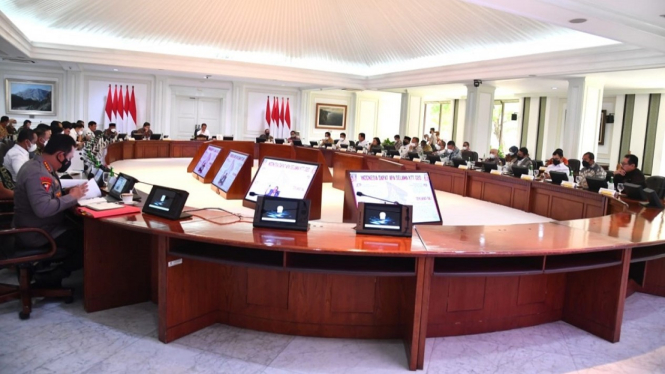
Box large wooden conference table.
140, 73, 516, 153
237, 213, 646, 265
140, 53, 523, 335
92, 141, 665, 370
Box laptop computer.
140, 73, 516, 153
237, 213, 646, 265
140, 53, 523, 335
586, 177, 608, 192
512, 166, 529, 179
549, 171, 569, 185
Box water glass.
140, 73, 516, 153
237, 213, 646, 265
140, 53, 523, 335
617, 183, 625, 195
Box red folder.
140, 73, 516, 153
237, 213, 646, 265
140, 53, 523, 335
77, 205, 142, 218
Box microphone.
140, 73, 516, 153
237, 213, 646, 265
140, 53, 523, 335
356, 191, 399, 205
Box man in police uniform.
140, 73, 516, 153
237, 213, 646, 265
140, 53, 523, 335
13, 134, 88, 285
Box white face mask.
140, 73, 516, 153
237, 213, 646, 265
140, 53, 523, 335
43, 140, 48, 147
111, 128, 117, 133
489, 153, 496, 159
77, 130, 83, 136
462, 146, 468, 151
28, 142, 37, 152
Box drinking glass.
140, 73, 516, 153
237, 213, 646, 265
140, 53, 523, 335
533, 170, 539, 180
617, 183, 625, 196
103, 172, 110, 186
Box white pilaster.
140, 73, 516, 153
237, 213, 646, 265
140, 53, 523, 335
651, 96, 665, 175
608, 95, 625, 167
563, 78, 604, 159
464, 84, 495, 154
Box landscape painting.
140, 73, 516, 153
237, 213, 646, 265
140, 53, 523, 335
315, 103, 347, 130
5, 79, 56, 115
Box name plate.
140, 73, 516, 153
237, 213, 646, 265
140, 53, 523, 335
326, 146, 333, 150
599, 188, 616, 197
393, 155, 401, 159
357, 150, 364, 154
458, 165, 468, 170
412, 158, 421, 162
539, 166, 547, 171
435, 161, 444, 166
521, 175, 534, 181
490, 169, 502, 175
561, 181, 576, 189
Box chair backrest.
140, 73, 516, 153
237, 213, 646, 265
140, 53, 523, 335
94, 130, 103, 137
0, 143, 9, 165
646, 176, 665, 199
568, 159, 581, 175
535, 160, 544, 169
461, 150, 477, 161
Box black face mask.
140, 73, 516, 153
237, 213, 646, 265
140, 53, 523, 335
57, 153, 71, 173
553, 159, 561, 166
517, 155, 524, 161
582, 161, 590, 168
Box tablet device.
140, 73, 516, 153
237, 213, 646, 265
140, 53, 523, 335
275, 138, 285, 144
253, 196, 310, 231
550, 171, 569, 185
483, 162, 498, 172
355, 202, 413, 237
193, 145, 222, 178
586, 177, 608, 192
107, 173, 138, 201
212, 151, 249, 192
142, 185, 190, 220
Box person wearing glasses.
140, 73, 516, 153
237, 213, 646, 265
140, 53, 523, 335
613, 154, 646, 188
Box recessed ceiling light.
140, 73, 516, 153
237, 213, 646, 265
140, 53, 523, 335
569, 18, 587, 24
660, 14, 665, 18
113, 68, 118, 71
552, 87, 558, 90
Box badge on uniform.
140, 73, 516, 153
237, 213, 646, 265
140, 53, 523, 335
40, 176, 52, 193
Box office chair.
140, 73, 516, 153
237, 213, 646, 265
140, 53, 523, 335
0, 228, 74, 320
646, 176, 665, 199
568, 159, 581, 176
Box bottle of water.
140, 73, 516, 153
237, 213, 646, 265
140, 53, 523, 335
529, 164, 534, 177
608, 176, 615, 191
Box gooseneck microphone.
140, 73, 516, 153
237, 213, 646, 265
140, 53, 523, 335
356, 191, 399, 205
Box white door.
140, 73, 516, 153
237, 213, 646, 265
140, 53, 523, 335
172, 96, 223, 139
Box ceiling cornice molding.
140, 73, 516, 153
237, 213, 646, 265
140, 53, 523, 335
367, 45, 665, 89
0, 11, 32, 56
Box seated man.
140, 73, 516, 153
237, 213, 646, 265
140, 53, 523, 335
578, 152, 607, 189
22, 119, 32, 131
135, 122, 153, 139
509, 147, 533, 172
393, 135, 401, 146
398, 136, 412, 158
196, 123, 211, 138
13, 135, 88, 286
4, 128, 37, 181
320, 132, 333, 146
286, 130, 300, 144
462, 141, 471, 152
356, 132, 370, 149
544, 149, 570, 178
545, 148, 569, 166
83, 121, 97, 139
103, 123, 118, 139
420, 140, 432, 153
486, 148, 503, 166
33, 124, 52, 156
336, 132, 349, 148
0, 116, 8, 140
439, 140, 461, 163
7, 118, 17, 135
614, 154, 646, 188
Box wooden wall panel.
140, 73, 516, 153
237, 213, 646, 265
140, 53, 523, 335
446, 278, 486, 312
330, 275, 376, 313
246, 268, 290, 309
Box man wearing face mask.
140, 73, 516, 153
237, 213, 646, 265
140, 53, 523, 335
544, 149, 570, 178
578, 152, 606, 189
509, 147, 533, 172
320, 131, 333, 146
103, 123, 118, 139
4, 129, 37, 181
33, 124, 52, 156
439, 140, 461, 163
13, 134, 88, 286
462, 141, 471, 152
336, 132, 349, 148
486, 148, 503, 166
71, 122, 85, 143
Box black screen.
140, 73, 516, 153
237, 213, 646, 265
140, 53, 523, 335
148, 189, 177, 213
363, 205, 402, 231
261, 199, 299, 223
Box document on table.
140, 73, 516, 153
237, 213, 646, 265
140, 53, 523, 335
61, 179, 104, 205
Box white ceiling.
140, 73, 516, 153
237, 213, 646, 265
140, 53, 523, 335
0, 0, 617, 76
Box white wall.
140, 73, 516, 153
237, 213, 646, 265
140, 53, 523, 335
300, 89, 354, 142
86, 77, 151, 132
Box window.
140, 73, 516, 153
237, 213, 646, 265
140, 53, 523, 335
491, 100, 520, 152
423, 102, 453, 141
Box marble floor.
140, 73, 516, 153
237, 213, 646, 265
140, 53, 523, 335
0, 268, 664, 374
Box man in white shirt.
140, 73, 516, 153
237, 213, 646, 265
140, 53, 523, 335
3, 128, 36, 181
356, 133, 370, 149
196, 123, 211, 137
82, 121, 97, 139
544, 149, 570, 178
336, 132, 350, 148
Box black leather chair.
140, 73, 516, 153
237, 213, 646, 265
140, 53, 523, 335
535, 160, 544, 169
461, 151, 478, 162
646, 176, 665, 199
568, 159, 581, 176
0, 228, 73, 319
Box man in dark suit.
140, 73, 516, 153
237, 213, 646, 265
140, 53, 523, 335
614, 154, 646, 188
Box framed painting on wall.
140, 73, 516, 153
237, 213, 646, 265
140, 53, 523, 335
315, 103, 347, 130
598, 109, 606, 145
5, 78, 57, 116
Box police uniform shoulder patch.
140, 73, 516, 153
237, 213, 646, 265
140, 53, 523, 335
40, 176, 52, 192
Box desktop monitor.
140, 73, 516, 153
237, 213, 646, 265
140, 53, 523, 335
117, 133, 127, 140
131, 134, 144, 140
348, 171, 442, 224
142, 185, 190, 220
549, 171, 569, 185
253, 196, 311, 231
512, 166, 529, 179
292, 140, 303, 146
586, 177, 608, 192
383, 145, 396, 152
193, 145, 222, 178
212, 151, 249, 192
641, 188, 664, 209
483, 162, 498, 172
388, 150, 401, 158
222, 136, 234, 141
370, 146, 382, 155
108, 173, 138, 200
452, 159, 467, 167
150, 133, 162, 140
407, 152, 420, 161
426, 154, 441, 164
244, 157, 320, 203
340, 144, 349, 149
309, 141, 319, 147
355, 146, 365, 152
256, 137, 267, 143
275, 138, 285, 144
623, 183, 647, 201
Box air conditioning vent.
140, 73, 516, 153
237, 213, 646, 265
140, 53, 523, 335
2, 57, 36, 64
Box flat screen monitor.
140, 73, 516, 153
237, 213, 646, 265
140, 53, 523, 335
383, 145, 396, 152
244, 157, 320, 203
117, 133, 127, 140
388, 150, 401, 158
253, 196, 310, 231
426, 154, 441, 164
132, 134, 144, 140
256, 137, 266, 143
586, 177, 607, 192
483, 162, 498, 172
407, 152, 420, 161
212, 151, 249, 192
193, 145, 222, 178
223, 136, 234, 141
452, 158, 467, 167
142, 185, 190, 220
623, 183, 647, 201
348, 171, 442, 224
550, 171, 569, 185
340, 144, 349, 149
363, 203, 403, 231
275, 138, 285, 144
309, 141, 319, 147
150, 133, 162, 140
293, 140, 303, 146
370, 146, 382, 155
108, 173, 138, 200
512, 166, 528, 179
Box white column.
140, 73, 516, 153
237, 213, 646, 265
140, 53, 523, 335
463, 84, 495, 155
541, 96, 560, 161
562, 78, 605, 159
608, 95, 625, 168
629, 94, 650, 158
525, 96, 540, 155
651, 96, 665, 175
454, 98, 466, 145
